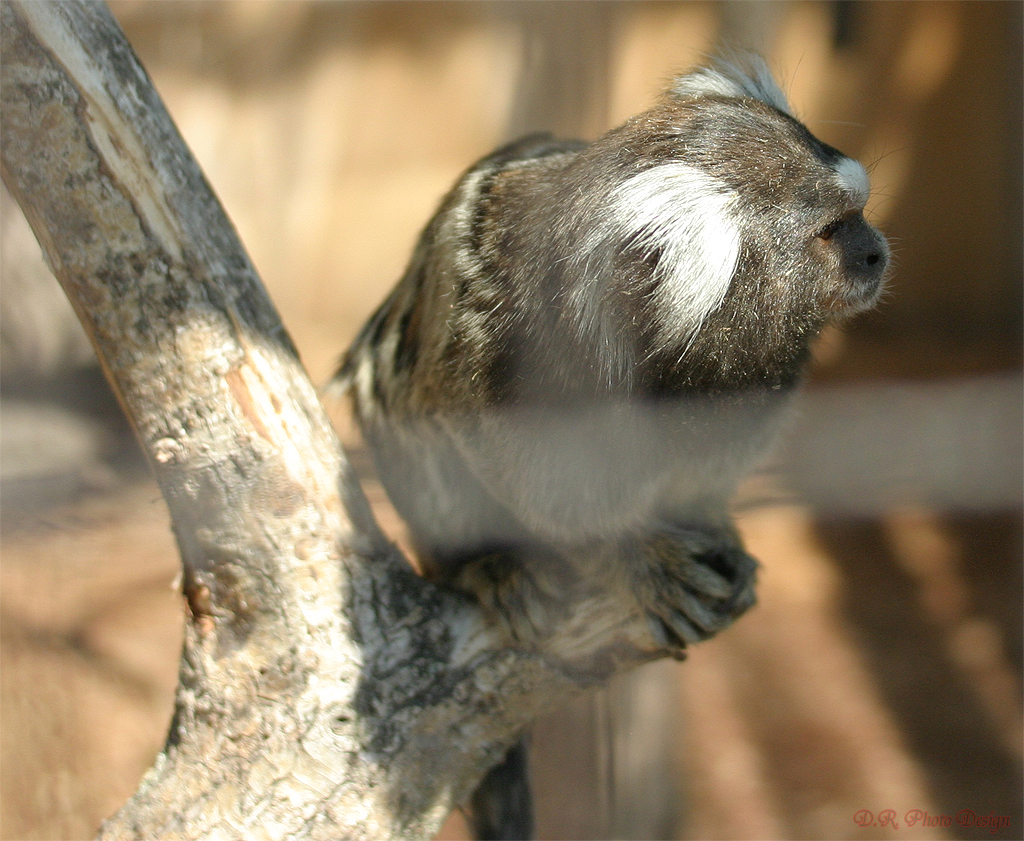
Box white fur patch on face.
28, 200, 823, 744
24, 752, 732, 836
673, 57, 792, 115
610, 163, 742, 343
833, 156, 870, 207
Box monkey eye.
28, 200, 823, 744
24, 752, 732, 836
815, 217, 845, 241
815, 210, 862, 241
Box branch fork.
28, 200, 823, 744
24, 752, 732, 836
0, 3, 670, 838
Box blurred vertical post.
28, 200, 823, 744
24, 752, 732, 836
493, 5, 692, 839
499, 1, 614, 142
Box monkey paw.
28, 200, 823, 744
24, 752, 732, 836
632, 522, 758, 651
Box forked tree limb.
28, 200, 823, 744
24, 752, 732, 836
0, 2, 669, 838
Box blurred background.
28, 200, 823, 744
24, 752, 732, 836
1, 2, 1020, 839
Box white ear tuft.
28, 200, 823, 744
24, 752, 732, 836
609, 163, 742, 343
832, 156, 871, 206
672, 56, 791, 116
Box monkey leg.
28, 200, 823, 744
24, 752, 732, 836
449, 542, 579, 646
630, 520, 758, 651
446, 551, 564, 841
468, 737, 534, 841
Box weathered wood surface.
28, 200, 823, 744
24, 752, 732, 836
0, 2, 667, 838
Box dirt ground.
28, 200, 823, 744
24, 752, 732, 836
2, 2, 1021, 839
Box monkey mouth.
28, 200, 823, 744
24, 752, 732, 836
838, 274, 885, 315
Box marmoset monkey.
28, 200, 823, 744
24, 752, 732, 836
336, 57, 888, 839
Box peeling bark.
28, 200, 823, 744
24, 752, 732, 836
0, 2, 670, 838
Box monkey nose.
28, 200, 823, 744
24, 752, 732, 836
843, 220, 889, 283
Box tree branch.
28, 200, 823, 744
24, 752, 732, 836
0, 2, 668, 838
